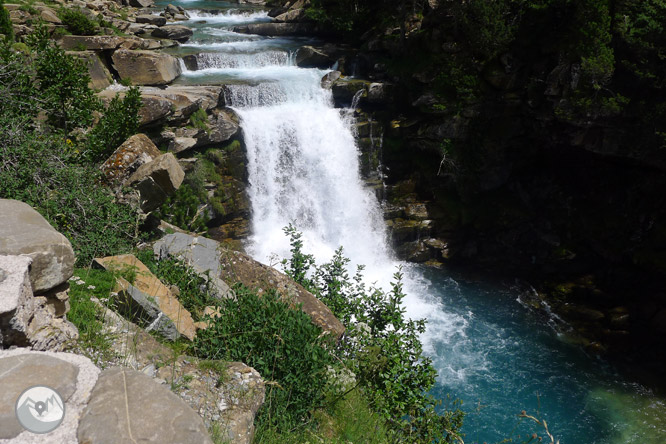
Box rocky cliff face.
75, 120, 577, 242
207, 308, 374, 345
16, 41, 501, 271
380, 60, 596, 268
300, 1, 666, 378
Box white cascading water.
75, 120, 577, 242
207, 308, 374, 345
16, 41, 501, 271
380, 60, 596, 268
216, 48, 465, 358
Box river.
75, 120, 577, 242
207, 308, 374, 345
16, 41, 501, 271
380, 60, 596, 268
154, 1, 666, 442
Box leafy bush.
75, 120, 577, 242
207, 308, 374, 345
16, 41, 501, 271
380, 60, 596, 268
189, 108, 209, 132
0, 0, 13, 42
86, 87, 142, 161
194, 285, 335, 430
282, 225, 465, 443
59, 7, 97, 36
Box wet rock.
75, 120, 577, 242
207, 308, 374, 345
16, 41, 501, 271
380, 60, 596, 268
321, 70, 341, 89
182, 54, 198, 70
233, 22, 317, 37
296, 45, 333, 69
136, 14, 167, 26
78, 367, 213, 444
67, 50, 112, 91
111, 49, 182, 86
151, 24, 193, 43
331, 78, 370, 107
93, 254, 196, 340
126, 153, 185, 212
274, 8, 306, 23
100, 134, 162, 186
0, 200, 75, 293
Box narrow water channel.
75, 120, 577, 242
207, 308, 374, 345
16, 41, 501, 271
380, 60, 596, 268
154, 2, 666, 442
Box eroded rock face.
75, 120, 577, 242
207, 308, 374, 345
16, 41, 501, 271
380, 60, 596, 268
61, 35, 126, 51
111, 49, 182, 86
77, 367, 213, 444
101, 133, 162, 186
126, 153, 185, 212
136, 14, 167, 26
295, 45, 333, 68
0, 200, 75, 294
0, 256, 34, 348
233, 22, 317, 36
153, 233, 345, 339
93, 254, 196, 340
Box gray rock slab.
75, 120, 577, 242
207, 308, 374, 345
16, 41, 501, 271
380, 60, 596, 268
77, 367, 213, 444
0, 200, 75, 293
126, 153, 185, 212
0, 349, 100, 443
153, 233, 233, 299
151, 24, 193, 43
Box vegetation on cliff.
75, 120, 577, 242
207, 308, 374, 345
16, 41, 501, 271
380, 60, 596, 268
0, 26, 143, 265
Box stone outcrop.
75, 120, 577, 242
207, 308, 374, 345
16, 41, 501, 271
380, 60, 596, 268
67, 51, 113, 91
91, 303, 265, 444
233, 23, 317, 37
111, 49, 182, 86
129, 0, 154, 7
60, 35, 126, 51
125, 153, 185, 212
163, 109, 240, 153
295, 45, 334, 68
151, 25, 193, 43
93, 254, 196, 340
136, 14, 167, 26
0, 350, 100, 442
153, 233, 345, 338
0, 199, 75, 294
100, 133, 163, 186
77, 367, 213, 444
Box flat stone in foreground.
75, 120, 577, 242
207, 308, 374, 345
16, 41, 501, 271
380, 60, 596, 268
77, 367, 213, 444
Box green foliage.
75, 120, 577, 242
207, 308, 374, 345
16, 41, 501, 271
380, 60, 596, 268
59, 7, 98, 35
67, 268, 118, 363
86, 87, 141, 160
135, 249, 216, 318
194, 285, 335, 431
0, 0, 14, 42
27, 26, 100, 132
189, 108, 209, 132
155, 183, 210, 233
282, 225, 465, 443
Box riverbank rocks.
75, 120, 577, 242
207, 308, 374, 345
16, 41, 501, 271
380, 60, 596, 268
152, 24, 193, 43
136, 14, 167, 26
233, 22, 317, 36
61, 35, 126, 51
0, 200, 75, 294
0, 349, 100, 442
126, 153, 185, 212
129, 0, 154, 7
296, 45, 334, 68
67, 51, 113, 91
101, 133, 162, 186
93, 254, 196, 340
78, 367, 213, 444
153, 233, 345, 339
331, 78, 371, 107
111, 49, 182, 86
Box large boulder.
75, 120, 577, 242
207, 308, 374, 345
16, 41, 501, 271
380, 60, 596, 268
0, 256, 35, 348
274, 8, 306, 22
100, 134, 162, 186
0, 200, 75, 293
129, 0, 154, 7
295, 45, 334, 69
61, 35, 126, 51
67, 51, 113, 91
111, 49, 182, 86
154, 233, 345, 338
93, 254, 196, 340
331, 78, 371, 107
77, 368, 213, 444
151, 25, 193, 43
126, 153, 185, 212
233, 23, 317, 36
0, 350, 100, 442
136, 14, 167, 26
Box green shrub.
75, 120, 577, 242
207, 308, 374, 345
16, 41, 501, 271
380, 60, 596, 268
59, 7, 97, 36
282, 225, 465, 443
0, 0, 14, 42
86, 86, 141, 161
194, 285, 335, 431
189, 108, 209, 132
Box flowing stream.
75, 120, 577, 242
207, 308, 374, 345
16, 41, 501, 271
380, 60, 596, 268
155, 1, 666, 442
